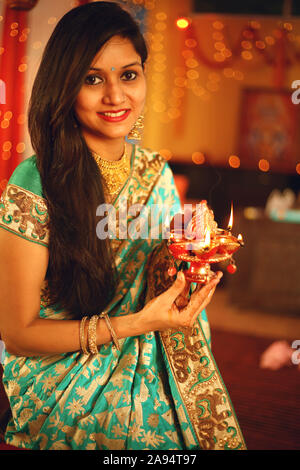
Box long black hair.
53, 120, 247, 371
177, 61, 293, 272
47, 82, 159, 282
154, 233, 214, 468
28, 2, 148, 319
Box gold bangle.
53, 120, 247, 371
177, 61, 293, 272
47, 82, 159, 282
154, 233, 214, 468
79, 316, 89, 355
101, 313, 120, 351
88, 315, 99, 354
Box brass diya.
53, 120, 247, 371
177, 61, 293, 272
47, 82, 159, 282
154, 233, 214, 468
167, 200, 244, 284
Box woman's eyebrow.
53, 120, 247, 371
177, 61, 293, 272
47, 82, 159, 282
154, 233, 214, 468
89, 62, 142, 71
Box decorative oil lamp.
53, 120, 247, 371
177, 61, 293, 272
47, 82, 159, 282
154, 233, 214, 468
167, 201, 244, 284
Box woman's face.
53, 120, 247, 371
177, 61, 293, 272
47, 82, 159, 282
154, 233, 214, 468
74, 35, 146, 144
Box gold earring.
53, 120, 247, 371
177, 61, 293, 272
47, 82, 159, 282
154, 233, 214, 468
128, 114, 144, 140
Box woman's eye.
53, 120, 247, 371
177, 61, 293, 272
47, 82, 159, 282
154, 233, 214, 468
122, 71, 137, 81
84, 75, 103, 85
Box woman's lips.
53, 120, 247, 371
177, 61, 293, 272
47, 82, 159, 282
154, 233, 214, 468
97, 109, 131, 122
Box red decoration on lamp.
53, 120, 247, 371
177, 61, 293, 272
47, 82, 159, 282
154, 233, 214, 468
227, 262, 237, 274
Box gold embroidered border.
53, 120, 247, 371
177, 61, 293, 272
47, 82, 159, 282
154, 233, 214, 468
0, 183, 49, 246
159, 327, 246, 450
109, 147, 166, 256
105, 148, 167, 313
146, 242, 246, 450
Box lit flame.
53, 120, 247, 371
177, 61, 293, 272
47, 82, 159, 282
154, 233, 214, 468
204, 228, 211, 248
237, 233, 244, 245
227, 203, 233, 231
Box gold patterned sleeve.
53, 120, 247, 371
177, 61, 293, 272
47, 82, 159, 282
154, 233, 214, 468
0, 183, 49, 247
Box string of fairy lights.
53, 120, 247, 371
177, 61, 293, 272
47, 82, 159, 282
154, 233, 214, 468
146, 11, 300, 175
0, 6, 69, 168
0, 0, 300, 175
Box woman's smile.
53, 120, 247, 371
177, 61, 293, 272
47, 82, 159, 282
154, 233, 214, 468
97, 109, 131, 122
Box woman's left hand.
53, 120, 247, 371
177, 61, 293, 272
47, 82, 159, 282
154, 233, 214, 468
139, 270, 222, 331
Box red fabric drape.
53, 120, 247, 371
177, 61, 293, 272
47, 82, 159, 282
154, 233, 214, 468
0, 4, 28, 195
0, 0, 91, 195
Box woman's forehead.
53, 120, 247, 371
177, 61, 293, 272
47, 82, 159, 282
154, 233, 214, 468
91, 36, 140, 69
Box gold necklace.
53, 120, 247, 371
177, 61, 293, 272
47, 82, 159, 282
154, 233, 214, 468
91, 145, 131, 199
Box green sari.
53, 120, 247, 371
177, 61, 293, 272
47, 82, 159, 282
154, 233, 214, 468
0, 146, 246, 450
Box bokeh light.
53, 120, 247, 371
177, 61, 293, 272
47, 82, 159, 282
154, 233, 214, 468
215, 41, 226, 51
233, 70, 244, 80
159, 148, 172, 160
229, 155, 241, 168
176, 18, 190, 30
186, 69, 199, 80
241, 50, 253, 60
258, 159, 270, 172
223, 67, 234, 78
265, 36, 275, 45
4, 111, 12, 120
17, 114, 26, 125
284, 22, 293, 31
2, 151, 11, 160
192, 152, 205, 165
1, 119, 10, 129
16, 143, 26, 154
255, 40, 266, 49
185, 38, 197, 48
18, 63, 27, 72
213, 21, 224, 30
249, 21, 261, 29
155, 22, 167, 32
214, 52, 225, 62
3, 141, 12, 151
241, 40, 252, 50
156, 12, 167, 21
185, 58, 198, 68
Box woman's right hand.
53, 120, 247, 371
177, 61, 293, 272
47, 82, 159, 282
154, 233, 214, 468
140, 271, 222, 331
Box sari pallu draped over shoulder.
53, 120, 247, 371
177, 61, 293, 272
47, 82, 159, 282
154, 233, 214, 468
0, 146, 246, 450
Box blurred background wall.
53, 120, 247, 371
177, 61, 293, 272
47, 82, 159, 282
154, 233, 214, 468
143, 0, 300, 165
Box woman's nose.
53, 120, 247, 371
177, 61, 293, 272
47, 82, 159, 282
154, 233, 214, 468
102, 80, 125, 105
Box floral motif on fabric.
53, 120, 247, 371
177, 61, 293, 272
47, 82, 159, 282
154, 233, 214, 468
146, 241, 247, 450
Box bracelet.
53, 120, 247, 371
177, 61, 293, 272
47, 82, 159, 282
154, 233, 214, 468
100, 312, 121, 351
88, 315, 99, 354
79, 316, 89, 355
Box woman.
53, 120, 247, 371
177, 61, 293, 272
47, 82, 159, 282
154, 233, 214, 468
0, 2, 245, 450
